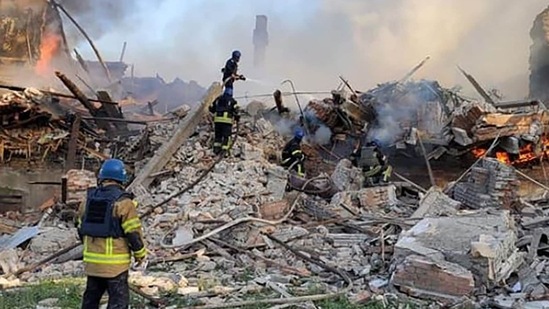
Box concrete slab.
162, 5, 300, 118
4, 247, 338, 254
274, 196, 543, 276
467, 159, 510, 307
412, 187, 460, 218
395, 211, 524, 286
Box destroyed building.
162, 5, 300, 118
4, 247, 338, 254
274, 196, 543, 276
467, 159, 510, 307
3, 3, 549, 309
0, 0, 71, 83
0, 0, 206, 215
530, 4, 549, 104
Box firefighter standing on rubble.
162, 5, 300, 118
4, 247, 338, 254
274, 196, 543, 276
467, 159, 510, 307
221, 50, 246, 90
210, 87, 240, 155
77, 159, 147, 309
351, 139, 392, 186
281, 127, 306, 177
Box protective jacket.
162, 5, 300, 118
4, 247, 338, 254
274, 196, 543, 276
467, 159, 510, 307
77, 181, 146, 278
281, 138, 305, 176
351, 143, 392, 184
358, 146, 383, 168
210, 94, 240, 124
222, 58, 238, 86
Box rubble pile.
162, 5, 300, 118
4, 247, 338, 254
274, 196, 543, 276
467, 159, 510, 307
4, 79, 549, 308
3, 102, 549, 308
358, 79, 465, 147
0, 89, 70, 163
452, 158, 519, 209
0, 85, 186, 169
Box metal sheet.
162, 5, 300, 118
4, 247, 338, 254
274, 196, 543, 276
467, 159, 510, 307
0, 226, 40, 251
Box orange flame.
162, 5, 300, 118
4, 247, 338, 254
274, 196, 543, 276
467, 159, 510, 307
471, 138, 546, 165
35, 33, 62, 76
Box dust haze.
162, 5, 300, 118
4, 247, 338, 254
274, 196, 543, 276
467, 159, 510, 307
66, 0, 548, 100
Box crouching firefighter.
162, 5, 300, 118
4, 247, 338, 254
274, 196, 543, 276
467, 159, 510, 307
351, 139, 392, 187
210, 87, 240, 155
77, 159, 147, 309
281, 127, 306, 177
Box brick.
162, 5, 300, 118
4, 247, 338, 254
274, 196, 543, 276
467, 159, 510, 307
452, 158, 519, 209
391, 255, 474, 299
65, 169, 97, 205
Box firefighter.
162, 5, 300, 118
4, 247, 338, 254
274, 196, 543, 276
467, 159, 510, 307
77, 159, 146, 309
221, 50, 246, 90
210, 87, 240, 155
281, 127, 306, 177
351, 139, 392, 187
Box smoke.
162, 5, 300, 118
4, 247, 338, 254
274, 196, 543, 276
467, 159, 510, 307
365, 80, 446, 145
306, 125, 332, 146
65, 0, 547, 100
302, 109, 333, 145
58, 0, 167, 44
273, 117, 298, 138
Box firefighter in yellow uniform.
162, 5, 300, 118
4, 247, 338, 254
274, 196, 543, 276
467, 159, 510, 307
209, 87, 240, 155
77, 159, 146, 309
281, 127, 306, 177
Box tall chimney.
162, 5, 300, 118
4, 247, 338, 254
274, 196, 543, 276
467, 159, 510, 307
253, 15, 268, 68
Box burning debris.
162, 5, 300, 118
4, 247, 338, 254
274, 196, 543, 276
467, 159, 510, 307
2, 81, 549, 308
3, 2, 549, 309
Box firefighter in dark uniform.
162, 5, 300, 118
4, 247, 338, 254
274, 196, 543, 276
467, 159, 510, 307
351, 139, 392, 187
221, 50, 246, 90
210, 87, 240, 155
281, 127, 306, 177
77, 159, 147, 309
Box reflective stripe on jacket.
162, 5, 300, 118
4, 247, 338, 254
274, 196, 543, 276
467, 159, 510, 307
77, 182, 147, 278
214, 111, 234, 124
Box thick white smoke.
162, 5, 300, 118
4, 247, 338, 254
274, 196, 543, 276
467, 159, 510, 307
68, 0, 548, 100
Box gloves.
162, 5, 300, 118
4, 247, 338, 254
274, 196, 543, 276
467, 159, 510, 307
239, 75, 246, 81
234, 114, 241, 122
133, 256, 148, 271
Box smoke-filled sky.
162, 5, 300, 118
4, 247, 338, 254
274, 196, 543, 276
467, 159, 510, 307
63, 0, 548, 100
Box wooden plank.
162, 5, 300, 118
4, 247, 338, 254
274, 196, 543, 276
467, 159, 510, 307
481, 112, 542, 127
0, 221, 18, 234
66, 114, 81, 171
96, 91, 128, 132
127, 82, 222, 191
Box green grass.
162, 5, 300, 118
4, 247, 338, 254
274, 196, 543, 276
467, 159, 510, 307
0, 278, 84, 309
0, 279, 421, 309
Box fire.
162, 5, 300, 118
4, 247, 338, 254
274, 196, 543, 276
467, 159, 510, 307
495, 152, 510, 164
35, 33, 62, 76
471, 148, 487, 158
471, 138, 546, 166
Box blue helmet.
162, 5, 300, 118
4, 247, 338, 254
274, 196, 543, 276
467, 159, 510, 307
98, 159, 127, 183
223, 87, 233, 97
232, 50, 241, 60
294, 127, 305, 140
369, 138, 382, 147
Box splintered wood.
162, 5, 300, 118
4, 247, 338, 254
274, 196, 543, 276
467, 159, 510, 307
453, 106, 548, 145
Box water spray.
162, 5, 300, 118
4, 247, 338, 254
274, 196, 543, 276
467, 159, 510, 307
233, 91, 331, 100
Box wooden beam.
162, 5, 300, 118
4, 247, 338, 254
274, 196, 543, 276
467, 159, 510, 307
52, 0, 112, 82
66, 114, 81, 171
127, 82, 222, 191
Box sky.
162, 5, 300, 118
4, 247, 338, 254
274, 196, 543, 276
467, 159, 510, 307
63, 0, 549, 101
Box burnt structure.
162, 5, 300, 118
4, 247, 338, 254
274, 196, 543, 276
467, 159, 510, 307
253, 15, 268, 68
0, 0, 70, 78
529, 5, 549, 105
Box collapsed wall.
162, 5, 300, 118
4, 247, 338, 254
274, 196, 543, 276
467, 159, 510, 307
529, 5, 549, 104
